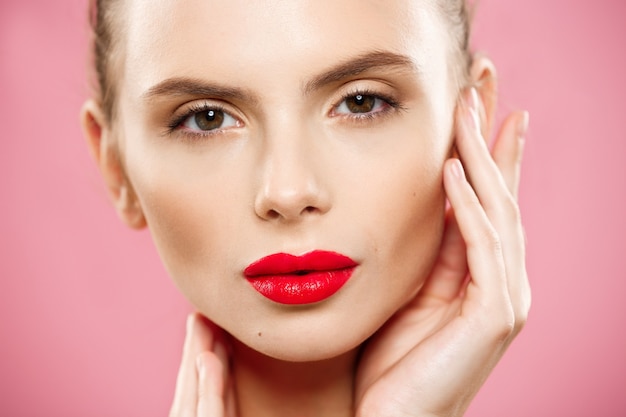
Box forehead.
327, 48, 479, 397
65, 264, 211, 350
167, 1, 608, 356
122, 0, 448, 97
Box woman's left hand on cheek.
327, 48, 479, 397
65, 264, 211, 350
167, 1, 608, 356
354, 89, 531, 417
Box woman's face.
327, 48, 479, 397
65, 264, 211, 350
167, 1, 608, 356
116, 0, 457, 361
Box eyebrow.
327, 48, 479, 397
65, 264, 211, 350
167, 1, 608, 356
303, 50, 418, 94
141, 78, 259, 105
141, 51, 417, 102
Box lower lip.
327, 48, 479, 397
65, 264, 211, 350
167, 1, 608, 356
246, 268, 356, 305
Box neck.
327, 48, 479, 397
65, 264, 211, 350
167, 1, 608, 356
231, 339, 359, 417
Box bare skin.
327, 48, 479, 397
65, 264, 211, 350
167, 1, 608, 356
165, 101, 529, 417
81, 1, 530, 416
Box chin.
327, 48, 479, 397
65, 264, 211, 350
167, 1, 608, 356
253, 336, 362, 363
225, 302, 386, 363
239, 337, 363, 364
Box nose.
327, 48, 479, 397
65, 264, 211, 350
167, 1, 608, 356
254, 138, 330, 223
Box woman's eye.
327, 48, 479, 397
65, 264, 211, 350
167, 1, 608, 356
335, 94, 388, 115
181, 108, 238, 132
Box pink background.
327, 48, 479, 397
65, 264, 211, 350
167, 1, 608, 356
1, 0, 625, 415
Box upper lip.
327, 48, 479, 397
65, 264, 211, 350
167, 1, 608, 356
244, 250, 357, 277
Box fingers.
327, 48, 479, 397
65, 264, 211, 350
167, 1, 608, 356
196, 346, 227, 417
423, 96, 529, 306
490, 113, 533, 333
418, 210, 468, 302
456, 88, 523, 209
443, 159, 511, 321
447, 89, 531, 335
356, 100, 531, 417
170, 313, 228, 417
491, 110, 529, 200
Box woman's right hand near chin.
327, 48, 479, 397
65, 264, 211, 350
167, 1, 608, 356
169, 313, 236, 417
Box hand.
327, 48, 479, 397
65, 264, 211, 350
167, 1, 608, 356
169, 313, 237, 417
354, 89, 531, 417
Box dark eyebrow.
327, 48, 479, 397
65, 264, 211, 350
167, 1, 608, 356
304, 50, 418, 94
141, 77, 259, 105
141, 51, 416, 103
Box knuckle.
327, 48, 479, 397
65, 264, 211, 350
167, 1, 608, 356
481, 303, 516, 343
495, 322, 515, 344
490, 193, 522, 226
468, 300, 515, 344
513, 313, 528, 335
513, 287, 532, 334
462, 207, 501, 253
496, 309, 516, 341
480, 227, 503, 255
502, 193, 522, 223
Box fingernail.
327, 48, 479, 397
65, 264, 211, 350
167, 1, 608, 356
517, 111, 530, 139
450, 159, 465, 180
465, 88, 481, 132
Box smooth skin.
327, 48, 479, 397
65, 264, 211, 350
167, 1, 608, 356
103, 0, 459, 367
81, 1, 530, 415
168, 90, 530, 417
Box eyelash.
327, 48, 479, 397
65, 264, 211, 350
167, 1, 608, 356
330, 88, 405, 122
166, 102, 235, 139
165, 88, 404, 139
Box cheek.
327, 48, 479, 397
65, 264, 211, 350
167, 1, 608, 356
123, 141, 249, 301
141, 182, 217, 272
384, 163, 445, 289
367, 153, 445, 287
344, 121, 450, 307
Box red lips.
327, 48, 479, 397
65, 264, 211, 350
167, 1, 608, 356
244, 251, 357, 305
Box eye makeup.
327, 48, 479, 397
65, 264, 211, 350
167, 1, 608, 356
329, 86, 407, 125
165, 101, 240, 135
160, 81, 409, 141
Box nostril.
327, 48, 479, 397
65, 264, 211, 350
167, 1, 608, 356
267, 209, 281, 219
303, 206, 317, 214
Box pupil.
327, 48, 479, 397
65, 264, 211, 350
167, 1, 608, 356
355, 95, 364, 105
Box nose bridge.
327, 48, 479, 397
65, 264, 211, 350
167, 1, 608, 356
254, 118, 328, 221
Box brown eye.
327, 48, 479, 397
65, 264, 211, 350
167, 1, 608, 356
181, 107, 238, 133
194, 109, 224, 130
345, 94, 376, 113
334, 93, 390, 117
